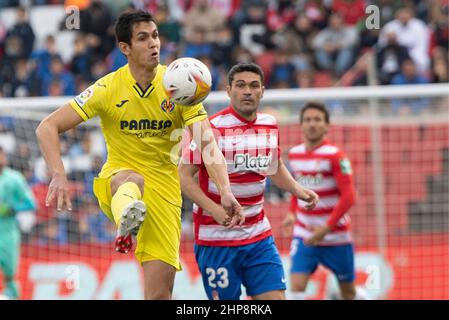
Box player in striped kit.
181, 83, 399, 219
282, 101, 366, 300
179, 63, 318, 300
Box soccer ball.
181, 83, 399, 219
163, 57, 212, 106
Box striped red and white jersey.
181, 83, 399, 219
182, 106, 280, 246
288, 140, 356, 246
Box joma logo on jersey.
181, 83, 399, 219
161, 99, 175, 113
120, 119, 172, 130
234, 153, 272, 170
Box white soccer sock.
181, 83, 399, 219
289, 291, 307, 300
354, 286, 369, 300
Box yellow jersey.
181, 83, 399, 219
69, 64, 208, 207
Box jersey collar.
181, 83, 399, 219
124, 64, 160, 98
306, 139, 329, 153
228, 105, 258, 125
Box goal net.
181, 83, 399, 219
0, 83, 448, 299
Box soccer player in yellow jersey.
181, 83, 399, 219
35, 10, 243, 300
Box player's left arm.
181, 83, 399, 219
304, 152, 356, 246
12, 173, 37, 213
269, 159, 319, 210
326, 152, 356, 229
187, 118, 243, 224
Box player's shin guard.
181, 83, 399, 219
111, 182, 146, 253
111, 182, 142, 224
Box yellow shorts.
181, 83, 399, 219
93, 170, 182, 271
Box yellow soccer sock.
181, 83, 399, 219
110, 182, 142, 225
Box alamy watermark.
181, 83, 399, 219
365, 5, 381, 30
65, 265, 80, 290
65, 5, 80, 30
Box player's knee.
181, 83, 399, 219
126, 173, 145, 192
291, 280, 308, 292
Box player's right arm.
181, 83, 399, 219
178, 161, 238, 228
35, 104, 84, 212
187, 118, 244, 226
282, 195, 298, 237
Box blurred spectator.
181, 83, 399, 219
42, 55, 76, 96
232, 46, 254, 65
154, 4, 181, 43
376, 32, 411, 85
378, 7, 430, 73
313, 13, 359, 76
7, 59, 30, 97
157, 33, 177, 65
372, 0, 406, 27
269, 50, 296, 88
391, 59, 429, 114
106, 47, 127, 72
231, 0, 275, 56
267, 0, 297, 32
182, 27, 213, 58
102, 0, 130, 18
79, 197, 115, 243
90, 59, 109, 80
81, 154, 104, 196
0, 35, 24, 95
431, 47, 449, 83
273, 14, 317, 71
197, 55, 222, 91
69, 132, 93, 173
294, 69, 315, 88
302, 0, 330, 30
30, 35, 58, 81
332, 0, 366, 26
140, 0, 185, 22
211, 26, 235, 70
8, 142, 32, 177
209, 0, 241, 18
79, 0, 115, 60
70, 35, 92, 80
5, 6, 35, 59
9, 59, 41, 97
183, 0, 226, 43
429, 4, 449, 52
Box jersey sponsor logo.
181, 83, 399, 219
161, 99, 175, 113
296, 173, 324, 187
115, 100, 129, 108
340, 158, 352, 174
120, 119, 172, 131
74, 87, 93, 107
234, 152, 272, 171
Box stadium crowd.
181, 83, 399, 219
0, 0, 448, 244
0, 0, 448, 97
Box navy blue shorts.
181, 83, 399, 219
290, 237, 355, 283
194, 236, 286, 300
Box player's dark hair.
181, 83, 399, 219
115, 9, 156, 45
300, 101, 330, 124
227, 63, 265, 86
